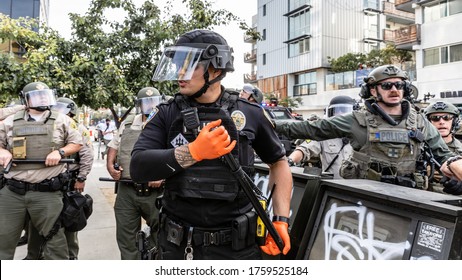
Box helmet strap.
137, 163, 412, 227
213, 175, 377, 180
190, 67, 226, 99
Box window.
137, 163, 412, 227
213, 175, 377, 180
441, 46, 449, 64
290, 0, 310, 11
262, 29, 266, 41
424, 48, 440, 66
263, 53, 266, 65
294, 72, 317, 96
449, 0, 462, 16
424, 0, 462, 22
450, 44, 462, 62
289, 38, 310, 57
263, 4, 266, 16
289, 9, 310, 40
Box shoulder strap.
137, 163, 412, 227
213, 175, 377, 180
324, 138, 349, 172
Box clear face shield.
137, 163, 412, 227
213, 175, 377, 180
152, 46, 206, 81
326, 104, 353, 118
25, 89, 57, 109
52, 101, 72, 115
137, 96, 163, 115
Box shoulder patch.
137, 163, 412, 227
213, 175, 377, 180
305, 139, 311, 144
231, 110, 246, 131
70, 119, 78, 130
143, 107, 159, 129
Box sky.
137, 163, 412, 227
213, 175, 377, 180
48, 0, 257, 90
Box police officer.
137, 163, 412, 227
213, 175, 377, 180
274, 65, 462, 190
424, 101, 462, 193
24, 97, 95, 260
0, 82, 82, 259
130, 29, 292, 260
106, 87, 165, 260
240, 84, 264, 104
288, 96, 355, 179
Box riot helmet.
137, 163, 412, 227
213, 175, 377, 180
20, 82, 57, 111
326, 95, 356, 118
53, 97, 78, 117
360, 65, 411, 100
425, 101, 460, 133
241, 84, 264, 104
136, 87, 163, 115
152, 29, 234, 98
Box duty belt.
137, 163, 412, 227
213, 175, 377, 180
6, 177, 62, 195
120, 181, 152, 196
163, 215, 232, 247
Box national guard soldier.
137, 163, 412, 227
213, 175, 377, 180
106, 87, 165, 259
288, 96, 355, 178
424, 101, 462, 193
24, 97, 95, 260
130, 29, 292, 260
274, 65, 462, 190
0, 82, 82, 260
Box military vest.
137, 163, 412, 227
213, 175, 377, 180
342, 105, 425, 180
165, 94, 241, 201
11, 110, 59, 170
117, 114, 139, 180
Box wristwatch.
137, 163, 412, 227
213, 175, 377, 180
58, 148, 66, 158
76, 176, 86, 182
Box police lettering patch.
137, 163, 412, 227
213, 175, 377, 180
231, 110, 246, 131
171, 133, 188, 147
370, 130, 409, 143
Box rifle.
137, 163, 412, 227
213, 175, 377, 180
181, 107, 285, 252
136, 225, 157, 260
3, 159, 76, 174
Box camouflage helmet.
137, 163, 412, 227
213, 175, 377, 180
136, 87, 163, 115
20, 82, 56, 111
242, 84, 264, 104
425, 101, 459, 117
54, 97, 78, 117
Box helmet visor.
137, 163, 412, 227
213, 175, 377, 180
52, 101, 72, 115
327, 104, 353, 118
137, 96, 163, 114
152, 46, 204, 81
25, 89, 57, 108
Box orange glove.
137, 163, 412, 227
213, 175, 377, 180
188, 119, 236, 161
260, 221, 291, 256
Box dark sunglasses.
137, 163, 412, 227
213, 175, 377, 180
428, 114, 454, 122
376, 81, 405, 90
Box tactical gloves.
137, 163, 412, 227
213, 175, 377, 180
260, 221, 291, 256
188, 119, 236, 161
440, 176, 462, 195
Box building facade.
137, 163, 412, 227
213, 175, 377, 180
245, 0, 462, 117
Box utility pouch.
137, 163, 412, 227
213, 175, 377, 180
12, 137, 27, 159
166, 218, 184, 246
8, 184, 25, 195
232, 212, 257, 251
367, 168, 382, 181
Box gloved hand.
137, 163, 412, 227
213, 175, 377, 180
260, 221, 291, 255
188, 119, 236, 161
441, 176, 462, 195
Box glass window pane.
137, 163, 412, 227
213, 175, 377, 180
449, 0, 462, 16
441, 46, 448, 64
424, 48, 439, 66
450, 44, 462, 62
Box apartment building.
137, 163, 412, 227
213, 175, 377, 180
0, 0, 50, 57
246, 0, 462, 117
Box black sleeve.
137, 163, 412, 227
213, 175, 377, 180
130, 105, 184, 182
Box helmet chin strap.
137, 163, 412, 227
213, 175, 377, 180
190, 69, 226, 99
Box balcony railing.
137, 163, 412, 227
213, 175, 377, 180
383, 24, 420, 48
244, 49, 257, 63
383, 1, 415, 22
243, 72, 257, 83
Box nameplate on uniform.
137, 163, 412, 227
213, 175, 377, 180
14, 126, 48, 136
370, 131, 409, 143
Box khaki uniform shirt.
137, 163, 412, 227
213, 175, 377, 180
108, 114, 143, 151
0, 110, 82, 183
0, 105, 25, 121
69, 123, 94, 178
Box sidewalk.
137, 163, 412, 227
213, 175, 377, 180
14, 141, 120, 260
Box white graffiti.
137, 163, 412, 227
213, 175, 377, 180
323, 203, 411, 260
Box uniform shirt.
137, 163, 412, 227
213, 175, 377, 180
296, 138, 352, 178
0, 105, 25, 121
0, 110, 82, 183
108, 114, 143, 151
130, 88, 285, 182
275, 109, 454, 166
69, 122, 94, 178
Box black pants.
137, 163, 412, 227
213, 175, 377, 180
158, 223, 262, 260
